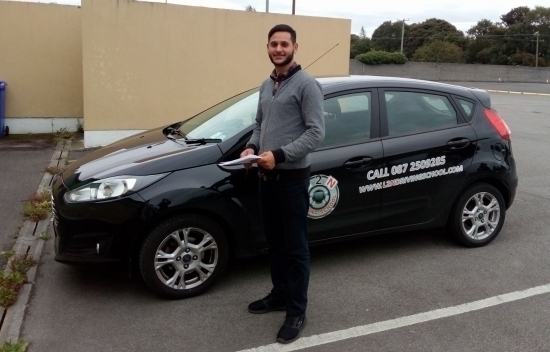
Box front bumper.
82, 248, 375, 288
52, 175, 158, 264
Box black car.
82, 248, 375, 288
52, 76, 517, 299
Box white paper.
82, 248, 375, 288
218, 154, 262, 166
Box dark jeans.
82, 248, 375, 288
259, 177, 310, 317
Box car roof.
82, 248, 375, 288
317, 75, 480, 99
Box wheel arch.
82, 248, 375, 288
129, 192, 250, 265
462, 177, 511, 209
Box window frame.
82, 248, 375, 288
315, 89, 380, 151
452, 95, 477, 123
378, 88, 468, 139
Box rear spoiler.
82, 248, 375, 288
468, 88, 491, 108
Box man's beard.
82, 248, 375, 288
269, 51, 294, 67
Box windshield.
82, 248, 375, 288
178, 89, 259, 141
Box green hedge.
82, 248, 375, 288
355, 51, 407, 65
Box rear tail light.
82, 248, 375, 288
485, 108, 511, 140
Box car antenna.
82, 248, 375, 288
303, 43, 339, 71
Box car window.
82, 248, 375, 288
385, 91, 457, 136
457, 99, 475, 122
320, 92, 371, 148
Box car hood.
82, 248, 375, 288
62, 126, 223, 190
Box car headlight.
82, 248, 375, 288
64, 174, 168, 203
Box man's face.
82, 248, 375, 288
267, 31, 298, 67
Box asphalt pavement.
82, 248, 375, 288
5, 83, 550, 351
0, 138, 56, 261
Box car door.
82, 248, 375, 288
307, 90, 384, 241
378, 89, 477, 229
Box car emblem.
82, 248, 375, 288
308, 175, 339, 219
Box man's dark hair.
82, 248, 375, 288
268, 24, 296, 43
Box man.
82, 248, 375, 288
240, 24, 324, 344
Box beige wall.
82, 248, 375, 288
82, 0, 351, 131
0, 0, 350, 137
0, 1, 83, 118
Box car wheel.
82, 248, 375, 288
447, 183, 506, 247
139, 214, 229, 299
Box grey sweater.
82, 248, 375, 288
247, 69, 325, 170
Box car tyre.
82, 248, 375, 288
139, 214, 229, 299
447, 183, 506, 247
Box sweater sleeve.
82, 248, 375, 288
246, 89, 263, 153
280, 80, 325, 162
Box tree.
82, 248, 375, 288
371, 21, 406, 53
403, 18, 466, 58
350, 37, 372, 58
412, 41, 465, 63
465, 19, 507, 64
509, 52, 537, 66
524, 6, 550, 26
467, 19, 501, 37
359, 26, 367, 39
525, 6, 550, 63
500, 6, 530, 27
245, 5, 256, 12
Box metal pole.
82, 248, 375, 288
292, 0, 295, 15
399, 19, 409, 53
266, 0, 269, 12
400, 20, 405, 53
535, 32, 540, 68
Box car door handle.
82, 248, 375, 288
446, 138, 470, 150
344, 157, 373, 169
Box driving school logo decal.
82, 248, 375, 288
308, 175, 339, 219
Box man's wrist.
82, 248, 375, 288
272, 148, 286, 164
246, 144, 258, 155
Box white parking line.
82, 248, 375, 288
486, 89, 550, 97
236, 283, 550, 352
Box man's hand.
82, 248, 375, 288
241, 148, 256, 169
258, 151, 276, 170
240, 148, 255, 158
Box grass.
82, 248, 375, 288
0, 253, 38, 308
38, 232, 52, 241
0, 251, 16, 261
52, 128, 73, 146
0, 271, 25, 308
23, 190, 51, 222
44, 166, 61, 175
0, 340, 28, 352
8, 254, 38, 275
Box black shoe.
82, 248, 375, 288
277, 315, 307, 344
248, 293, 286, 314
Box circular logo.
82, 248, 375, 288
308, 175, 339, 219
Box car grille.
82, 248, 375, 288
51, 194, 59, 227
63, 234, 113, 257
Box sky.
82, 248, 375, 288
9, 0, 546, 36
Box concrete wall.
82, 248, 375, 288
82, 0, 351, 146
0, 1, 83, 132
0, 0, 350, 142
350, 60, 550, 83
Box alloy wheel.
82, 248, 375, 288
461, 192, 500, 241
154, 227, 219, 290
